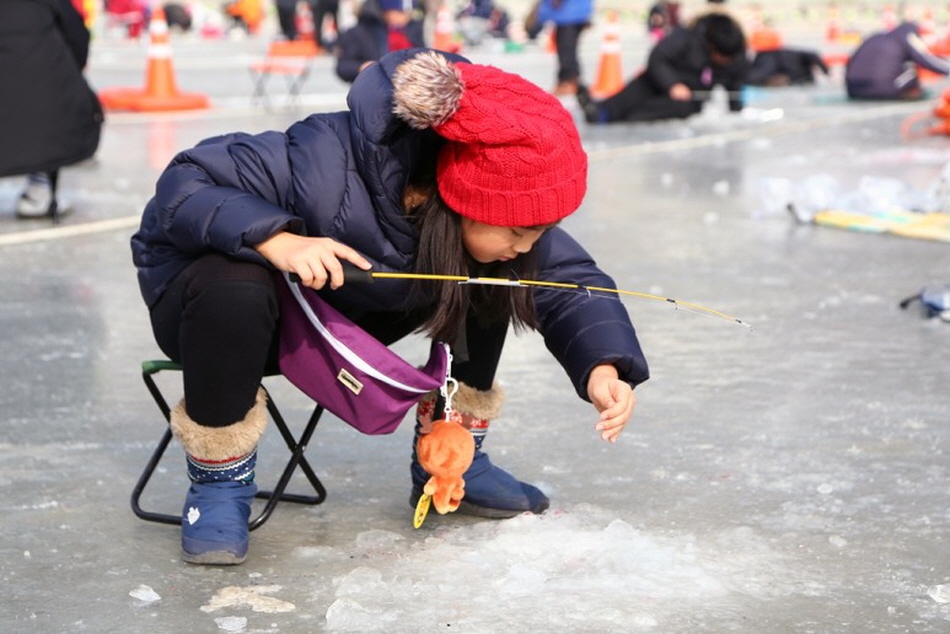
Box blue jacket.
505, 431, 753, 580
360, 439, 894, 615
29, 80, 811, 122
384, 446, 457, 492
536, 0, 592, 26
131, 48, 649, 398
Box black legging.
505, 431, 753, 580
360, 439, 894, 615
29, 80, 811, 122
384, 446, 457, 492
554, 22, 587, 83
150, 253, 506, 427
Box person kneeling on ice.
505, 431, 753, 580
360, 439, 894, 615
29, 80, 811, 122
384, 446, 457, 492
577, 12, 749, 124
131, 48, 648, 565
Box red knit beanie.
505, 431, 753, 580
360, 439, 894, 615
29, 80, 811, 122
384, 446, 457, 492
391, 51, 587, 227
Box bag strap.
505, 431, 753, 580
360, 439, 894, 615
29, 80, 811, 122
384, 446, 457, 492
283, 273, 447, 393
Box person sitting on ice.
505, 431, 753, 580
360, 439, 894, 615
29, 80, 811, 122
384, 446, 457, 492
334, 0, 424, 83
747, 48, 829, 87
456, 0, 510, 45
576, 11, 749, 124
845, 22, 950, 100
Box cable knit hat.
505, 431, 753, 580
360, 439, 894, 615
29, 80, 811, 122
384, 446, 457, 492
391, 51, 587, 227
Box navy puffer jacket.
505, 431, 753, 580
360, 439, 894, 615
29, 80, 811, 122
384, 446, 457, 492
131, 48, 648, 397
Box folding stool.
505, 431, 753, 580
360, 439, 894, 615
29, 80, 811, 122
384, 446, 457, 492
131, 359, 327, 531
248, 40, 319, 108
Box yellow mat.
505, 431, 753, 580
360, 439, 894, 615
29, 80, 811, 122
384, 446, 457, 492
813, 209, 950, 243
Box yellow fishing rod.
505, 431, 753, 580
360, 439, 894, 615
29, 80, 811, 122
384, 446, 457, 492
290, 267, 752, 329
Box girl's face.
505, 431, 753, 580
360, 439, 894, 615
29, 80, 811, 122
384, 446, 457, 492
460, 218, 547, 264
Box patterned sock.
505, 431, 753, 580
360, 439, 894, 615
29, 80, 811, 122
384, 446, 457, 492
186, 449, 257, 484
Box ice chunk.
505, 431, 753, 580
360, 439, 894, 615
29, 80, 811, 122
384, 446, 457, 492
129, 584, 161, 605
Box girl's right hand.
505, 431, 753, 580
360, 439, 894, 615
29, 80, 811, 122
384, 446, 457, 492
254, 232, 372, 290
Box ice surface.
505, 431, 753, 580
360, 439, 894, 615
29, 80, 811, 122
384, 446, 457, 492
322, 506, 793, 632
5, 9, 950, 633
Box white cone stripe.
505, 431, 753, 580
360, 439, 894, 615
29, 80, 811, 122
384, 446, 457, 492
148, 44, 173, 59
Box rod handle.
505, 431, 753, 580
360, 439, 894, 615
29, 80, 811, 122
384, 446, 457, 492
287, 263, 374, 285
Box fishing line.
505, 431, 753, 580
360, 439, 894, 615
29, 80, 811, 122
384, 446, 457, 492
289, 269, 752, 330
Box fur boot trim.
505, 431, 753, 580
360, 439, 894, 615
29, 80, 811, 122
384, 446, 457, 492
420, 381, 505, 422
171, 388, 268, 461
453, 381, 505, 421
392, 51, 464, 130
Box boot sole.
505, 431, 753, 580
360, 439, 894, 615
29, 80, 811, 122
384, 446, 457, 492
409, 490, 548, 520
181, 549, 246, 565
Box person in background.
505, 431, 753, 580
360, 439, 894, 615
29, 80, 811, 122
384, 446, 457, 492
647, 1, 680, 42
131, 48, 646, 564
535, 0, 592, 96
104, 0, 149, 37
0, 0, 103, 219
747, 48, 828, 87
335, 0, 424, 83
845, 22, 950, 100
456, 0, 510, 46
274, 0, 298, 40
311, 0, 340, 50
577, 11, 748, 123
163, 2, 193, 31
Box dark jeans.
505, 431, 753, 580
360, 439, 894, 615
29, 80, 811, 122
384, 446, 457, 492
150, 254, 506, 427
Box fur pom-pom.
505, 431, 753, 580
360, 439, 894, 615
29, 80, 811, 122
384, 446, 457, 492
392, 51, 464, 129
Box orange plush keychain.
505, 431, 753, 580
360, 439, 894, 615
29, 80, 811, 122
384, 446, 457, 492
413, 378, 476, 528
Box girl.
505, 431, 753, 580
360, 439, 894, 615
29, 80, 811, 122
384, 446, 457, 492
131, 48, 649, 564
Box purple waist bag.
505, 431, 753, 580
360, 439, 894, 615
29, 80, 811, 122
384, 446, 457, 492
276, 273, 449, 435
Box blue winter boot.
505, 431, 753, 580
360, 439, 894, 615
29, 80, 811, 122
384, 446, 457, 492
410, 384, 549, 519
171, 389, 268, 565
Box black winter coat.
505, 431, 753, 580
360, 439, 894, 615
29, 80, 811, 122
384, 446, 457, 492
747, 48, 829, 86
335, 1, 425, 83
0, 0, 103, 177
643, 15, 749, 112
131, 48, 649, 398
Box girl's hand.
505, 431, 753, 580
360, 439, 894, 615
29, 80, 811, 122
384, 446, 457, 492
586, 364, 636, 443
255, 232, 371, 290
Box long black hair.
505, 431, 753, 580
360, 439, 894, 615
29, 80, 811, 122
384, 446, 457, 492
405, 150, 540, 343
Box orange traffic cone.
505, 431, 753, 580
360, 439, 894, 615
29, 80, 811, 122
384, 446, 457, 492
433, 2, 461, 53
590, 11, 623, 99
749, 26, 783, 52
825, 6, 840, 42
98, 8, 210, 112
296, 1, 316, 43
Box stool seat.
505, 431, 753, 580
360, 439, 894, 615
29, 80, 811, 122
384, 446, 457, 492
131, 360, 327, 531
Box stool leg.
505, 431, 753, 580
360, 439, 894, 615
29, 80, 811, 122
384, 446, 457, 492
130, 427, 181, 525
132, 364, 328, 532
250, 396, 327, 531
130, 366, 185, 525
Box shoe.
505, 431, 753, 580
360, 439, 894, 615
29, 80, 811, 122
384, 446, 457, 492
180, 481, 256, 565
15, 180, 53, 218
575, 84, 604, 124
14, 181, 71, 219
411, 450, 549, 519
